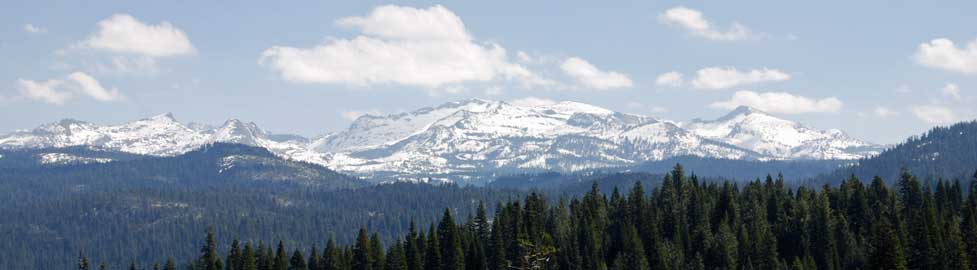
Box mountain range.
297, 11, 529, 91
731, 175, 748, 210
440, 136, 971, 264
0, 99, 884, 182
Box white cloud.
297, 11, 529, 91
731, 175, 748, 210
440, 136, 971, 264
67, 72, 124, 102
691, 67, 790, 90
942, 83, 961, 101
913, 38, 977, 75
81, 14, 195, 57
560, 57, 633, 90
659, 6, 752, 41
911, 105, 956, 124
509, 96, 557, 107
341, 109, 383, 121
655, 71, 684, 87
17, 78, 72, 105
710, 91, 843, 114
13, 72, 123, 105
24, 24, 46, 34
259, 5, 546, 90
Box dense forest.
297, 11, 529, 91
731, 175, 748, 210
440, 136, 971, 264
90, 165, 977, 270
827, 120, 977, 186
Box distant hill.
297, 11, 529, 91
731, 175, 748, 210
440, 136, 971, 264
823, 120, 977, 185
0, 143, 366, 205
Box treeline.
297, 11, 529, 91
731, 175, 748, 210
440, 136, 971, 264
95, 165, 977, 270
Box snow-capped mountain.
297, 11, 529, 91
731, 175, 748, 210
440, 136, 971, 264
315, 99, 759, 180
0, 99, 883, 182
0, 114, 320, 164
683, 106, 884, 160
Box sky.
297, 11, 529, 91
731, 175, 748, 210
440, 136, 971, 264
1, 0, 976, 144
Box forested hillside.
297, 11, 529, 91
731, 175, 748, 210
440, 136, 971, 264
826, 120, 977, 186
109, 166, 977, 270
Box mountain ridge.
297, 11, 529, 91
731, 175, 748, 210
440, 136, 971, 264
0, 99, 883, 182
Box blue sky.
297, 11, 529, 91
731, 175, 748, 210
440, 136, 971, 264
1, 0, 975, 144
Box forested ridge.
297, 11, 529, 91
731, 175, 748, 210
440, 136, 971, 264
86, 166, 977, 270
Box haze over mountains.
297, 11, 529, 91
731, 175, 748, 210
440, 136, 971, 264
0, 99, 884, 182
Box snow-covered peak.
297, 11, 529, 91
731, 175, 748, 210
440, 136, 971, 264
208, 119, 265, 145
684, 107, 882, 159
540, 101, 615, 116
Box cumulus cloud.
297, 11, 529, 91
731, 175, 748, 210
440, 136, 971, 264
913, 38, 977, 75
560, 57, 633, 90
691, 67, 790, 90
655, 71, 684, 87
659, 7, 752, 41
942, 83, 961, 101
24, 24, 46, 34
16, 78, 72, 105
81, 14, 195, 57
710, 91, 842, 114
341, 109, 383, 121
911, 105, 956, 124
509, 96, 557, 107
259, 5, 548, 89
67, 72, 123, 102
14, 72, 123, 105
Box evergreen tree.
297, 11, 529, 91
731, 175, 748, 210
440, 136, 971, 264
370, 233, 385, 270
229, 239, 242, 270
200, 227, 221, 270
289, 249, 307, 270
385, 241, 408, 270
353, 227, 373, 270
78, 251, 90, 270
242, 244, 257, 270
322, 238, 342, 270
438, 209, 465, 270
274, 241, 289, 270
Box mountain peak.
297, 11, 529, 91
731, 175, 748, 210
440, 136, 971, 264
148, 113, 177, 122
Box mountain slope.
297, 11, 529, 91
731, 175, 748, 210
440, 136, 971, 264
317, 99, 761, 182
0, 143, 366, 195
684, 106, 883, 160
825, 120, 977, 184
0, 114, 325, 165
0, 99, 883, 183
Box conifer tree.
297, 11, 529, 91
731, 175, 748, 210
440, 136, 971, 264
200, 227, 220, 270
370, 233, 385, 270
323, 238, 341, 270
229, 239, 242, 270
274, 241, 289, 270
242, 244, 257, 270
289, 249, 306, 270
353, 227, 372, 270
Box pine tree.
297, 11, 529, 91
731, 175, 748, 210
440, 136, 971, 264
438, 209, 464, 270
229, 239, 242, 270
243, 244, 258, 270
353, 227, 373, 270
308, 245, 320, 270
289, 249, 307, 270
78, 251, 90, 270
370, 233, 385, 270
323, 238, 342, 270
274, 241, 289, 270
385, 241, 408, 270
200, 227, 221, 270
129, 259, 138, 270
424, 224, 442, 270
404, 222, 422, 270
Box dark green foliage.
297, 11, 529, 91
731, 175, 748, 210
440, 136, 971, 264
120, 168, 977, 270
